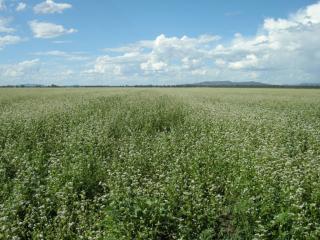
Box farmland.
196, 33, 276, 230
0, 88, 320, 239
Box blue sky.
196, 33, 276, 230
0, 0, 319, 85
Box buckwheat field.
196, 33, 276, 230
1, 88, 320, 239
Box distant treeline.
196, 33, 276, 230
1, 84, 320, 89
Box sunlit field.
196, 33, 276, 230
1, 88, 320, 239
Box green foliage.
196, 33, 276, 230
0, 88, 320, 239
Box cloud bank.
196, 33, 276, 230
81, 1, 320, 85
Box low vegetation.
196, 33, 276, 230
0, 88, 320, 239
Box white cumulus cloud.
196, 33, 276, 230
34, 50, 88, 61
34, 0, 72, 14
201, 1, 320, 84
29, 20, 77, 39
0, 18, 15, 33
0, 35, 22, 49
228, 54, 259, 70
89, 34, 220, 80
0, 59, 40, 78
140, 59, 168, 72
16, 2, 27, 12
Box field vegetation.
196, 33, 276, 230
0, 88, 320, 239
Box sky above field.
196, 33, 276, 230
0, 0, 319, 85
